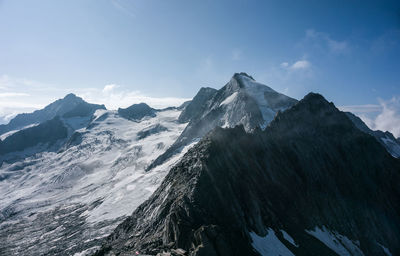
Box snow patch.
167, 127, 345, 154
250, 228, 295, 256
73, 246, 100, 256
239, 75, 282, 129
378, 243, 392, 256
0, 123, 39, 140
381, 137, 400, 158
280, 230, 298, 247
306, 226, 364, 256
220, 92, 238, 106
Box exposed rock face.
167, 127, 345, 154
346, 112, 400, 158
147, 73, 297, 171
0, 93, 105, 135
118, 103, 157, 121
178, 87, 218, 123
62, 102, 106, 118
95, 93, 400, 256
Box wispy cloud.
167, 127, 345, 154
280, 62, 289, 68
102, 84, 119, 94
339, 104, 382, 113
366, 97, 400, 137
302, 29, 349, 54
231, 49, 242, 61
111, 0, 135, 18
0, 74, 190, 124
82, 84, 189, 110
370, 29, 400, 54
280, 60, 311, 70
0, 92, 30, 97
291, 60, 310, 70
341, 97, 400, 137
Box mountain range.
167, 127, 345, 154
0, 73, 399, 256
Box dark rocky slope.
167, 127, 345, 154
95, 93, 400, 256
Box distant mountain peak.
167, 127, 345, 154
63, 93, 79, 99
118, 103, 156, 121
146, 73, 297, 171
0, 94, 105, 136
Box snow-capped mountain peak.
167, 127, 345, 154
146, 73, 297, 171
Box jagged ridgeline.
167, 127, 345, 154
95, 93, 400, 256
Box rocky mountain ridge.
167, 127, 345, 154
95, 93, 400, 256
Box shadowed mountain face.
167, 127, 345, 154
0, 93, 105, 135
96, 93, 400, 256
0, 116, 68, 155
118, 103, 156, 121
146, 72, 298, 171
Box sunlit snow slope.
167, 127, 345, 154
0, 108, 189, 255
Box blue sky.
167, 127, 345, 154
0, 0, 399, 135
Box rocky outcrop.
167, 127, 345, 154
96, 93, 400, 256
118, 103, 156, 121
178, 87, 218, 123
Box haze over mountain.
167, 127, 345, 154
0, 73, 399, 256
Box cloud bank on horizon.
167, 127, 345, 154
0, 74, 189, 124
342, 97, 400, 138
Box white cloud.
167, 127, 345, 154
0, 75, 191, 125
341, 97, 400, 138
280, 60, 311, 70
291, 60, 310, 70
280, 62, 289, 68
102, 84, 119, 94
81, 85, 189, 110
371, 97, 400, 137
